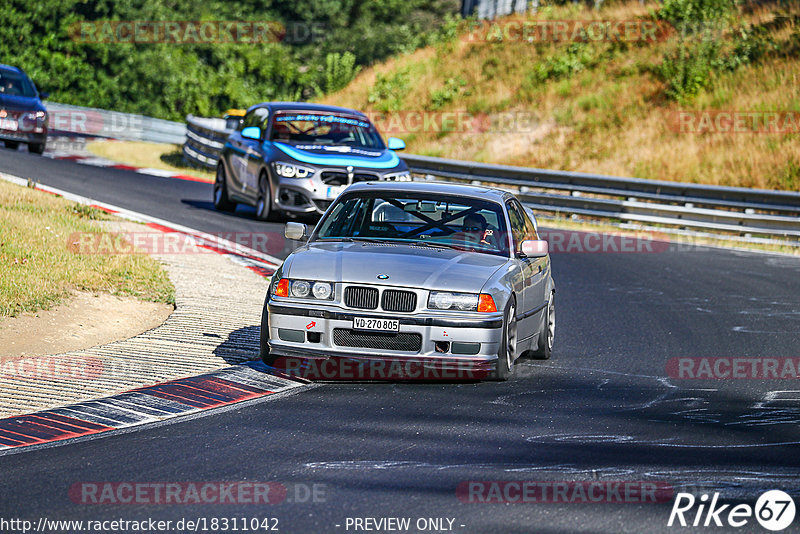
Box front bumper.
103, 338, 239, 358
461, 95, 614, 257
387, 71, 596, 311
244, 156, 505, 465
266, 301, 503, 377
0, 128, 46, 144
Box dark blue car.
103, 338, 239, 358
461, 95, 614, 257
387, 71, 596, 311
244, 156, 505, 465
0, 64, 48, 154
214, 102, 410, 220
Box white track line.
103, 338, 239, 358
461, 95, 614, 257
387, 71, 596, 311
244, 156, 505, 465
0, 171, 283, 268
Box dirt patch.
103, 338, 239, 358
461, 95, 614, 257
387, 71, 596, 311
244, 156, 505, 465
0, 291, 173, 359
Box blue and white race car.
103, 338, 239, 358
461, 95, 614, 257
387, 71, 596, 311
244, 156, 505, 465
214, 102, 410, 220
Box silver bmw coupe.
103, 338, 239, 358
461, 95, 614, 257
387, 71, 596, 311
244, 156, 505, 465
260, 181, 555, 380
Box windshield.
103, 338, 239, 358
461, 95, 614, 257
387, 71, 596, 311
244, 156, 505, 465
313, 192, 510, 257
270, 112, 384, 149
0, 71, 37, 97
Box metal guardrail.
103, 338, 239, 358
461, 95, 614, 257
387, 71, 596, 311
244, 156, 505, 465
402, 154, 800, 240
46, 102, 186, 144
183, 115, 231, 169
183, 115, 800, 240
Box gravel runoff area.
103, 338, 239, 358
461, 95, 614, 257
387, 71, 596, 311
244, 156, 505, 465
0, 220, 271, 418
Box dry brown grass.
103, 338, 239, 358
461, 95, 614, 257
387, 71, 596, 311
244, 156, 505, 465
319, 1, 800, 190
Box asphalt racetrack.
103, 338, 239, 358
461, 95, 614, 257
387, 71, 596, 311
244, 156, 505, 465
1, 147, 799, 533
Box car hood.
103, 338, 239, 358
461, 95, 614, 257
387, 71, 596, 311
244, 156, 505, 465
273, 142, 402, 170
284, 242, 509, 293
0, 94, 44, 112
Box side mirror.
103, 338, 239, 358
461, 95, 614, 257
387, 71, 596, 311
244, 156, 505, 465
387, 137, 406, 151
39, 91, 49, 100
285, 222, 307, 241
519, 239, 548, 258
241, 126, 261, 140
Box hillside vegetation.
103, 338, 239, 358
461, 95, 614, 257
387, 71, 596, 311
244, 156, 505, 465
320, 0, 800, 190
1, 0, 457, 121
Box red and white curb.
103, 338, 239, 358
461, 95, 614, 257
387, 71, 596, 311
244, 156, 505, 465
0, 362, 307, 453
0, 171, 282, 278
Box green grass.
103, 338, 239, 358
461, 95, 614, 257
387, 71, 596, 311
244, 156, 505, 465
0, 180, 175, 317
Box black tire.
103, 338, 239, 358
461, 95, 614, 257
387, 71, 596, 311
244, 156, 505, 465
255, 172, 274, 221
4, 140, 19, 150
28, 140, 45, 154
213, 164, 235, 211
532, 291, 555, 360
492, 296, 517, 381
260, 304, 276, 365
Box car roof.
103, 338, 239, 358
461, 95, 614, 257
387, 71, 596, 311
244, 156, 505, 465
0, 64, 25, 75
247, 102, 368, 118
345, 180, 512, 203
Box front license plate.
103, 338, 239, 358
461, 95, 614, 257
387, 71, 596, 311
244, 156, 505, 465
352, 317, 399, 332
326, 186, 344, 199
0, 118, 18, 131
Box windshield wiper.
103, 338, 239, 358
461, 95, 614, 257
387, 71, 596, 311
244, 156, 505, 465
319, 237, 395, 244
410, 241, 461, 250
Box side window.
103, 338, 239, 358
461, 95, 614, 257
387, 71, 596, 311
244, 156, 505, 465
240, 108, 269, 133
256, 108, 270, 131
506, 201, 527, 250
519, 203, 539, 240
239, 111, 256, 131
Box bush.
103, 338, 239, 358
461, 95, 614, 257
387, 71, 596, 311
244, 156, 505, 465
658, 38, 720, 102
325, 52, 361, 93
531, 43, 599, 85
428, 76, 466, 110
368, 69, 411, 112
0, 0, 461, 120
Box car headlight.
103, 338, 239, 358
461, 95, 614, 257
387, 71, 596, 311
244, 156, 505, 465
291, 280, 311, 298
428, 292, 498, 312
384, 170, 412, 182
272, 279, 334, 300
273, 162, 314, 179
312, 282, 332, 300
22, 111, 45, 121
428, 292, 478, 311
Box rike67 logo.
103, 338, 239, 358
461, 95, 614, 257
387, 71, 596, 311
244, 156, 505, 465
668, 490, 796, 531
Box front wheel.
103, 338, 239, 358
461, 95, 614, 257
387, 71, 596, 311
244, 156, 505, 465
214, 164, 235, 211
492, 297, 517, 381
260, 305, 276, 365
532, 291, 555, 360
255, 172, 275, 221
28, 141, 45, 154
4, 140, 20, 150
